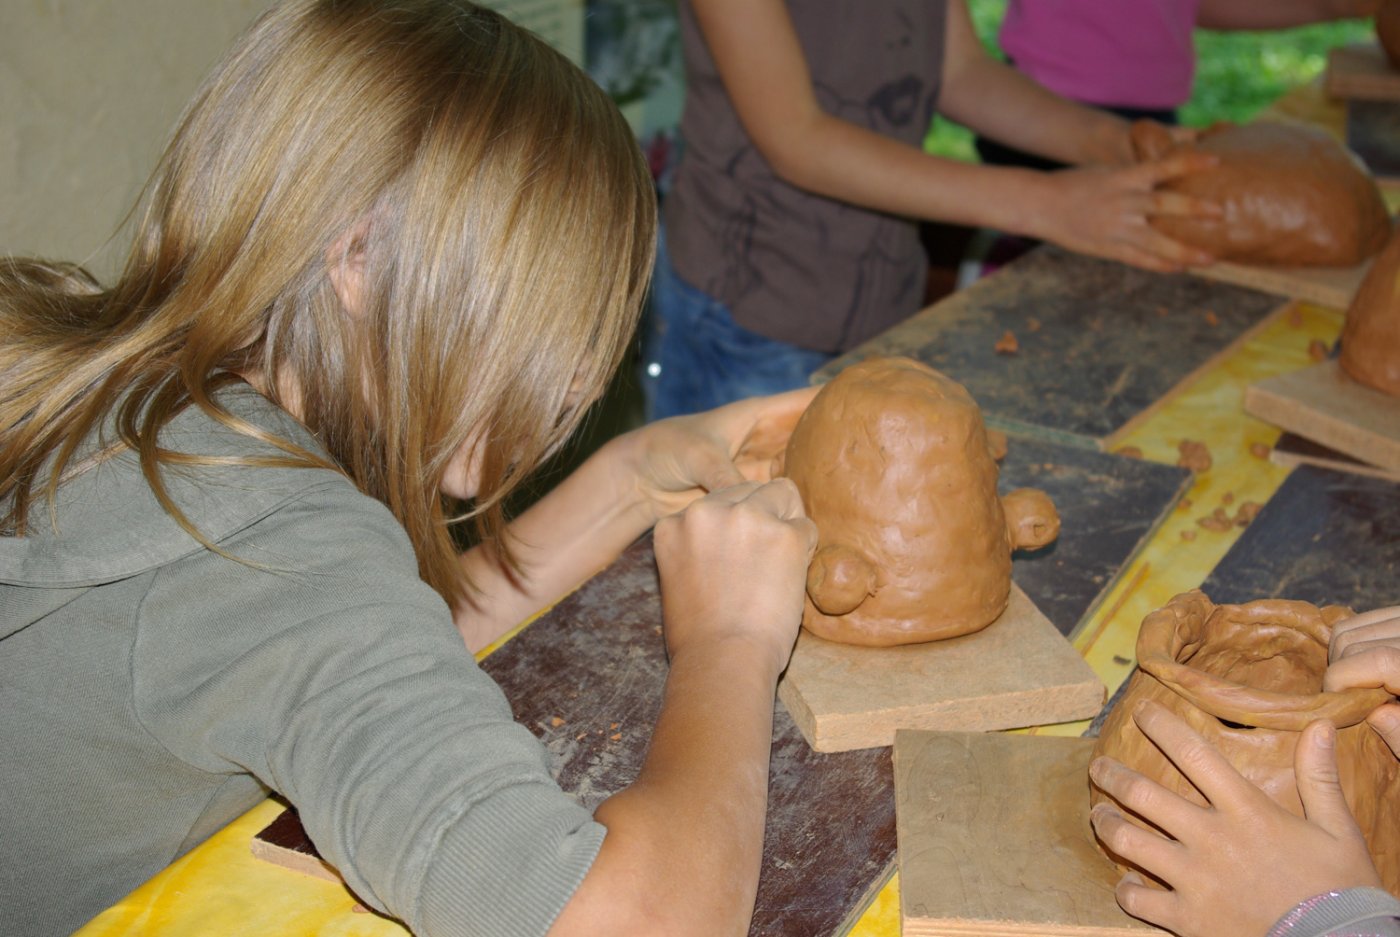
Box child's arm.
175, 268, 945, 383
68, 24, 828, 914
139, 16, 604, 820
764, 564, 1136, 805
1197, 0, 1378, 30
548, 479, 815, 936
453, 387, 816, 651
1090, 701, 1387, 937
689, 0, 1219, 272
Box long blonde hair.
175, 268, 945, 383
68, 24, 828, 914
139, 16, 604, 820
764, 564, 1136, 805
0, 0, 656, 607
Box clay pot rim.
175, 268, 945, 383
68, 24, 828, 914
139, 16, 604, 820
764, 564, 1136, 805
1136, 591, 1391, 730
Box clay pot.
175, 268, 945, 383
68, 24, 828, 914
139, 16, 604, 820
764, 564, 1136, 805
1130, 120, 1391, 267
1379, 0, 1400, 70
782, 357, 1059, 647
1090, 591, 1400, 891
1341, 221, 1400, 396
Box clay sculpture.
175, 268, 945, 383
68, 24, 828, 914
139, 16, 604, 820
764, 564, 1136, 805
782, 357, 1059, 647
1090, 591, 1400, 892
1341, 221, 1400, 396
1131, 120, 1391, 267
1380, 0, 1400, 69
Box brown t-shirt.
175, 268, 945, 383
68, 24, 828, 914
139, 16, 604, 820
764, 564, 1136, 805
665, 0, 948, 353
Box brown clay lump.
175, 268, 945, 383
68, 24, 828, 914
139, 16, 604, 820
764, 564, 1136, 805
783, 357, 1060, 647
1090, 591, 1400, 891
1130, 120, 1391, 267
1341, 221, 1400, 396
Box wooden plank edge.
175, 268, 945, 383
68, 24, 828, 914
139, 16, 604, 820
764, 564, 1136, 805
249, 835, 343, 884
1244, 375, 1400, 473
1269, 444, 1400, 483
797, 678, 1105, 754
902, 920, 1151, 937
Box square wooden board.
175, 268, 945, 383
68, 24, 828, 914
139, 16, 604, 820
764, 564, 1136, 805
1187, 257, 1369, 311
894, 729, 1160, 936
777, 583, 1104, 753
1245, 360, 1400, 473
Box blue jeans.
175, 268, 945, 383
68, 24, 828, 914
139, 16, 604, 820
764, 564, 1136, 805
640, 233, 836, 421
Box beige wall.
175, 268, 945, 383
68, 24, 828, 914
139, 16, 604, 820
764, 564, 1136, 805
1, 1, 272, 278
1, 0, 584, 280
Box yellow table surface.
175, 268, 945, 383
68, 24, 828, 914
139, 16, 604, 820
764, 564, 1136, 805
81, 83, 1380, 937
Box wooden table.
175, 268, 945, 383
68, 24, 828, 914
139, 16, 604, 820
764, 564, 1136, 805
77, 84, 1397, 937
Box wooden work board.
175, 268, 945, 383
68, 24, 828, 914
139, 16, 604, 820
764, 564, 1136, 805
894, 730, 1158, 936
1327, 43, 1400, 102
257, 535, 897, 937
778, 584, 1103, 753
777, 434, 1189, 753
1347, 98, 1400, 184
1271, 431, 1400, 483
1200, 463, 1400, 610
1245, 359, 1400, 474
817, 245, 1286, 449
1188, 256, 1370, 311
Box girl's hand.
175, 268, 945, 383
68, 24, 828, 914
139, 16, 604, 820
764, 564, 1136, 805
1035, 152, 1222, 273
1089, 700, 1382, 937
1327, 606, 1400, 756
625, 385, 819, 521
654, 479, 817, 676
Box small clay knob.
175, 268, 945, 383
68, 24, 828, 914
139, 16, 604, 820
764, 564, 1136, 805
806, 543, 878, 617
1001, 488, 1061, 551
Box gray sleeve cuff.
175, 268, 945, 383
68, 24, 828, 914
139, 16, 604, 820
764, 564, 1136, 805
1267, 888, 1400, 937
410, 780, 605, 937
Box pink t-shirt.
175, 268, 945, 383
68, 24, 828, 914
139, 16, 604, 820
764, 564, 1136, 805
999, 0, 1201, 110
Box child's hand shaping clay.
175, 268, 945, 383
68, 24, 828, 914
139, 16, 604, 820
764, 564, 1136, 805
1035, 152, 1222, 273
628, 386, 819, 520
654, 479, 817, 676
1327, 606, 1400, 756
1089, 700, 1382, 937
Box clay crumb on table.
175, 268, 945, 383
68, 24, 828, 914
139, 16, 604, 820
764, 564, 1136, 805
1221, 491, 1234, 506
1308, 338, 1330, 362
1180, 528, 1198, 541
1235, 501, 1263, 527
994, 331, 1019, 355
1250, 442, 1271, 459
1203, 310, 1220, 327
1177, 439, 1213, 473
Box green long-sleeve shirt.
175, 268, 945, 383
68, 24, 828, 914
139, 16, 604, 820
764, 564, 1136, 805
0, 386, 603, 936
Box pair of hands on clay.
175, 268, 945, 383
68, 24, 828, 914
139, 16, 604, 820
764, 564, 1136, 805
637, 387, 820, 672
1029, 150, 1222, 274
1090, 608, 1400, 937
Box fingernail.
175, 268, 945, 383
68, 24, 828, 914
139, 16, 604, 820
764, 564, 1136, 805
1316, 721, 1336, 750
1122, 871, 1146, 887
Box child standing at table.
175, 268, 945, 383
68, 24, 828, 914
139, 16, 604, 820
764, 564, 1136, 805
0, 3, 818, 935
642, 0, 1224, 421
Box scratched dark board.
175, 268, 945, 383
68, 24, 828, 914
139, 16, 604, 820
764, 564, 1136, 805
815, 245, 1283, 447
1347, 99, 1400, 181
1200, 464, 1400, 609
482, 535, 895, 937
1000, 435, 1191, 637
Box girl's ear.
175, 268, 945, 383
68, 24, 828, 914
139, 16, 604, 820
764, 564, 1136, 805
325, 219, 372, 319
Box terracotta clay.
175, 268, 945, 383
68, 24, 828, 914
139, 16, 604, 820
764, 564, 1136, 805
1090, 591, 1400, 891
1341, 222, 1400, 396
783, 357, 1060, 647
1131, 120, 1391, 267
1380, 0, 1400, 70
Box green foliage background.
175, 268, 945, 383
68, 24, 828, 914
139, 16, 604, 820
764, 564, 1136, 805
925, 0, 1375, 160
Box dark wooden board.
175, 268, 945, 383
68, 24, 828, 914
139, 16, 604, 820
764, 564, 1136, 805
255, 536, 895, 936
1200, 464, 1400, 609
1000, 435, 1192, 637
1347, 99, 1400, 182
815, 245, 1284, 448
